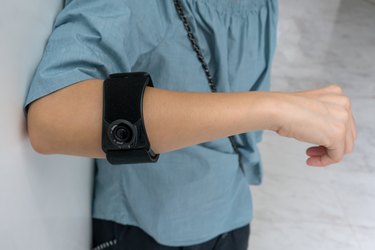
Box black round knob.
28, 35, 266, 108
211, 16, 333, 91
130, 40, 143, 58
113, 124, 133, 143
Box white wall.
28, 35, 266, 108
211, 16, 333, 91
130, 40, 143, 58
0, 1, 94, 249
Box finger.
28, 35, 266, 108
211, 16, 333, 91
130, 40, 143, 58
345, 118, 354, 154
306, 84, 343, 96
307, 147, 344, 167
306, 146, 326, 157
294, 85, 341, 96
351, 113, 357, 140
324, 84, 343, 94
307, 154, 335, 167
306, 156, 332, 167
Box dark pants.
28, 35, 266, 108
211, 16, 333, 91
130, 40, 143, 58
92, 218, 250, 250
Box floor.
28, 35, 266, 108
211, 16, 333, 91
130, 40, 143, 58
250, 0, 375, 249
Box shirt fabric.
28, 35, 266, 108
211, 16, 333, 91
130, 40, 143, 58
24, 0, 278, 246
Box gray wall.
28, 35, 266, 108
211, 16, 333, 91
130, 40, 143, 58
0, 1, 93, 249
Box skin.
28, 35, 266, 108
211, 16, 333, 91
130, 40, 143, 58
27, 79, 356, 167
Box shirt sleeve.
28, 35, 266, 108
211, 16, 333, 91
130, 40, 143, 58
23, 0, 135, 112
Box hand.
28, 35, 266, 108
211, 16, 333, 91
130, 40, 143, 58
273, 85, 357, 167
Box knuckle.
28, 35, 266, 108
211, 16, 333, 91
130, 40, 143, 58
346, 140, 355, 154
329, 84, 343, 94
336, 107, 349, 121
331, 151, 344, 163
346, 146, 353, 154
329, 123, 346, 141
335, 121, 347, 134
342, 110, 350, 121
340, 96, 351, 110
335, 155, 344, 163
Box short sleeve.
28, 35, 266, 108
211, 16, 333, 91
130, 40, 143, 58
24, 0, 135, 112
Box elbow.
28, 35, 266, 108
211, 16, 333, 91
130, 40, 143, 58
25, 79, 104, 158
29, 137, 51, 155
26, 103, 55, 155
28, 128, 52, 155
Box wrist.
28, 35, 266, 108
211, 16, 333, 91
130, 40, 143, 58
250, 91, 285, 132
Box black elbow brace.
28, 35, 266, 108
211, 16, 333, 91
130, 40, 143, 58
102, 72, 159, 164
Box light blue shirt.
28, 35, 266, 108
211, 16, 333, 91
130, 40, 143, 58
24, 0, 278, 246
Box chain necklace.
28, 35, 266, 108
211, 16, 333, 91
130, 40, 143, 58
173, 0, 244, 172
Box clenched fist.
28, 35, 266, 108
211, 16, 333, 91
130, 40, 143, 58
270, 85, 357, 167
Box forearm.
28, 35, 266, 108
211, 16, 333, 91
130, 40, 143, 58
143, 84, 276, 153
27, 79, 276, 158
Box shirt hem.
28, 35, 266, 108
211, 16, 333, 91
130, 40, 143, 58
92, 214, 252, 247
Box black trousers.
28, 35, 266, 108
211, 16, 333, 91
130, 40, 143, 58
92, 218, 250, 250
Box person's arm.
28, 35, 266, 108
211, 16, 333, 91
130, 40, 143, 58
27, 79, 356, 167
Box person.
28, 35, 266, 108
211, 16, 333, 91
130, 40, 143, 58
24, 0, 356, 249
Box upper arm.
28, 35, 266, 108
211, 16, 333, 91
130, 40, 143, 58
24, 0, 132, 154
24, 0, 166, 155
